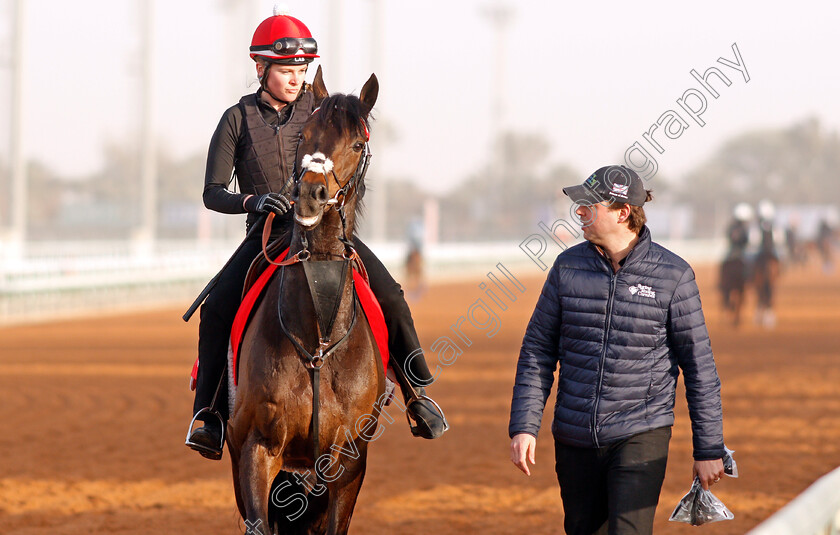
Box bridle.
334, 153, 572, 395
260, 113, 371, 266
297, 106, 371, 240
306, 139, 371, 215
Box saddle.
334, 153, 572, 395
189, 245, 390, 390
243, 237, 288, 298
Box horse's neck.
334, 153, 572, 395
283, 205, 358, 345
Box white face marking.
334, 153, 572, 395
301, 152, 334, 175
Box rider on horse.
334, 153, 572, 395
725, 202, 752, 261
187, 7, 446, 459
719, 202, 753, 326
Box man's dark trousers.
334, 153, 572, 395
554, 426, 671, 535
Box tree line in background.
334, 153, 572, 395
1, 116, 837, 242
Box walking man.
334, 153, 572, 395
509, 165, 725, 534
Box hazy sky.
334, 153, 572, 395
2, 0, 839, 194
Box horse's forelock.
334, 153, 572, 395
312, 93, 371, 140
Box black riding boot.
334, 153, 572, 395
392, 360, 449, 439
354, 238, 448, 439
186, 240, 262, 460
186, 302, 235, 460
187, 413, 224, 460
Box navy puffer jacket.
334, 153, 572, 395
509, 226, 725, 460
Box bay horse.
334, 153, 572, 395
718, 217, 751, 327
718, 255, 750, 327
227, 68, 385, 535
752, 251, 779, 329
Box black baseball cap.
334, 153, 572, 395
563, 165, 648, 207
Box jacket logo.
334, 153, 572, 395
629, 284, 656, 298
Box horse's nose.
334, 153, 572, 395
310, 183, 329, 203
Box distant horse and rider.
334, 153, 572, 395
403, 219, 427, 300
718, 201, 780, 329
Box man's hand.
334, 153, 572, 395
244, 193, 292, 216
510, 433, 537, 476
693, 459, 725, 490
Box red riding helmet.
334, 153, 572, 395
250, 6, 319, 65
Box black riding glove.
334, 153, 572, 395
244, 193, 291, 216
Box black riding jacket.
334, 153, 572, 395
203, 86, 316, 231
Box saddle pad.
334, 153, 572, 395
189, 248, 389, 388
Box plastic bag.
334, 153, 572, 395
723, 445, 738, 478
669, 477, 734, 525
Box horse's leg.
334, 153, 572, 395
227, 413, 249, 520
229, 447, 247, 520
239, 433, 283, 535
329, 439, 370, 535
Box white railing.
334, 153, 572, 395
0, 240, 239, 324
0, 239, 540, 324
748, 466, 840, 535
1, 238, 726, 325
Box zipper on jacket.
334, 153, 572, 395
277, 119, 286, 178
591, 271, 617, 448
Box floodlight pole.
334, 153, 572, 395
480, 2, 513, 181
9, 0, 28, 254
368, 0, 386, 242
136, 0, 157, 251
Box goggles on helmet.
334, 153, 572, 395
250, 37, 318, 57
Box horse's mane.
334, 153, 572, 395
312, 93, 372, 142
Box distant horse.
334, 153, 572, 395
227, 67, 385, 535
752, 220, 780, 329
752, 251, 779, 329
404, 245, 425, 300
718, 255, 750, 328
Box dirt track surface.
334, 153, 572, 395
1, 262, 839, 534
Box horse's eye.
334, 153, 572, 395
353, 142, 364, 152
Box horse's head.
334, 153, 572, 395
293, 66, 379, 231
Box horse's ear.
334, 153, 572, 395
360, 73, 378, 114
312, 65, 328, 101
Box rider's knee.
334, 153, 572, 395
201, 294, 239, 326
374, 282, 409, 317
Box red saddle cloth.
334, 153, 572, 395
189, 248, 389, 388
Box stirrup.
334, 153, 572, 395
405, 394, 450, 437
185, 407, 226, 460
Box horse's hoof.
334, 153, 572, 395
407, 395, 449, 439
186, 425, 224, 460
